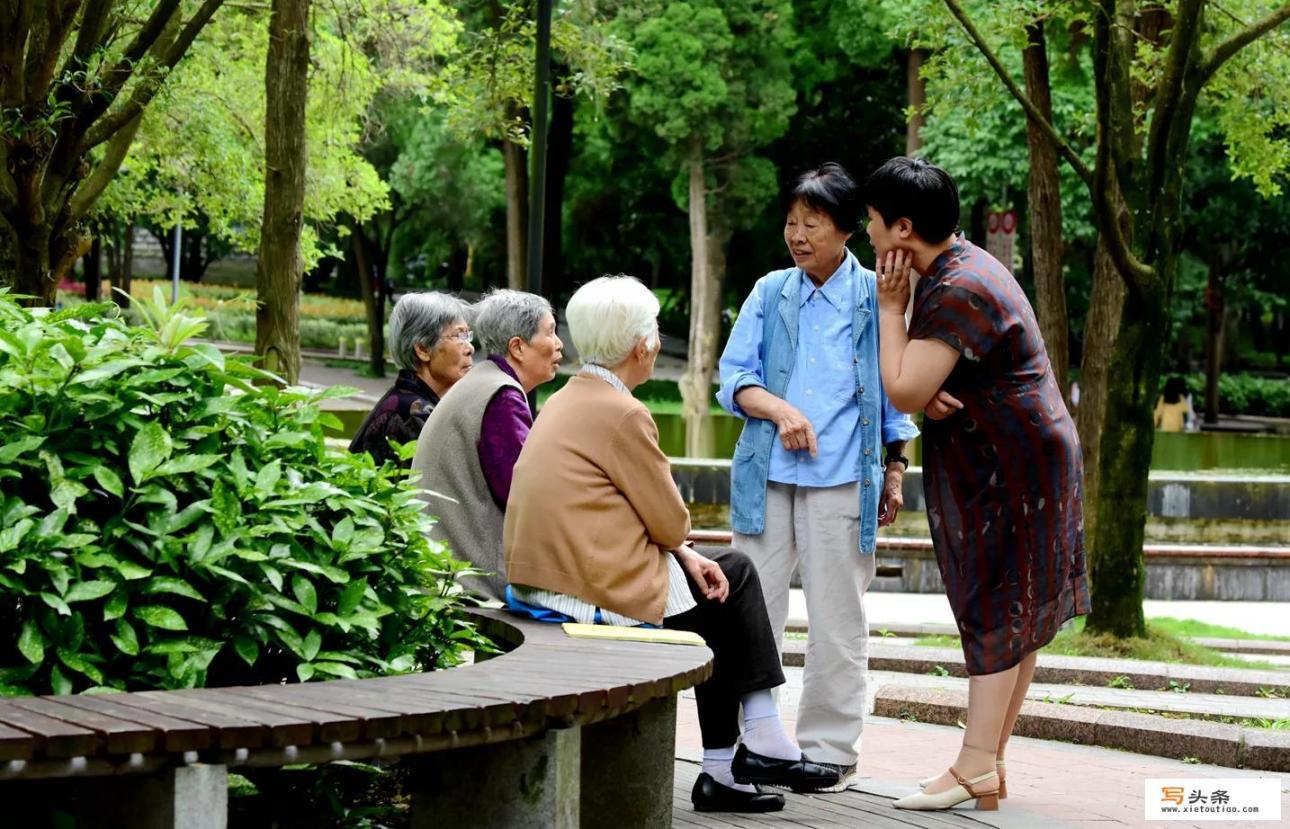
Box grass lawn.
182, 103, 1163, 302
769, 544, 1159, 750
1145, 616, 1290, 643
914, 618, 1286, 671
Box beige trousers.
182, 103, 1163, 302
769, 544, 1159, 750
734, 481, 876, 766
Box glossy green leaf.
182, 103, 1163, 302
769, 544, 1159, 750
133, 605, 188, 631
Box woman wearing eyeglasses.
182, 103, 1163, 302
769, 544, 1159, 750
349, 292, 475, 467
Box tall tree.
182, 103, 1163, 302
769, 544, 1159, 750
943, 0, 1290, 636
445, 0, 625, 291
0, 0, 226, 304
1022, 20, 1069, 396
256, 0, 310, 383
618, 0, 797, 456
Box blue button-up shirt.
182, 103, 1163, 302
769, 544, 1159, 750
767, 261, 868, 486
716, 250, 919, 550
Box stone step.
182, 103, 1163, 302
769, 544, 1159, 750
1195, 637, 1290, 656
861, 668, 1290, 722
1222, 651, 1290, 667
780, 640, 1290, 697
873, 684, 1290, 772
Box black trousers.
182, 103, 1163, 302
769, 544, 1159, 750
664, 547, 785, 749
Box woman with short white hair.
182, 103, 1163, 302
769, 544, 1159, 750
349, 292, 474, 466
504, 275, 840, 814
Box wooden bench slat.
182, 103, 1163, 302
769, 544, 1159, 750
0, 705, 101, 759
157, 692, 315, 748
220, 687, 405, 740
199, 690, 366, 743
308, 680, 519, 735
6, 698, 158, 755
0, 721, 38, 762
43, 695, 213, 753
104, 694, 268, 750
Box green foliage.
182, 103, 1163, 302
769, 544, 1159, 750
617, 0, 798, 220
0, 289, 484, 696
1182, 373, 1290, 419
97, 1, 462, 267
442, 0, 628, 144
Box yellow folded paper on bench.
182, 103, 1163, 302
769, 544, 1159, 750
561, 623, 706, 646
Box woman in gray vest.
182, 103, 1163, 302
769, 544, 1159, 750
410, 289, 563, 599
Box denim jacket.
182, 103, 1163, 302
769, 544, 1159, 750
716, 252, 919, 554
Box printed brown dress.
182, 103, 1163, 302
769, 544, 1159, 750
909, 237, 1090, 675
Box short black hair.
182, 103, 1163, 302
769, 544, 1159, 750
863, 157, 961, 243
1163, 376, 1188, 404
784, 163, 861, 232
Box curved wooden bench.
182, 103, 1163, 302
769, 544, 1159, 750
0, 609, 713, 828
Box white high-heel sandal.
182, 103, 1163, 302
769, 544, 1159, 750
895, 767, 1000, 811
920, 759, 1007, 798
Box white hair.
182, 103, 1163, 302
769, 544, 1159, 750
473, 289, 554, 356
566, 275, 660, 368
388, 292, 471, 372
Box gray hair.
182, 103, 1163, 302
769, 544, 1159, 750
566, 275, 660, 367
388, 292, 471, 372
473, 289, 553, 356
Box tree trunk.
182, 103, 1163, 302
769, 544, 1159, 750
1084, 286, 1167, 638
503, 139, 528, 291
119, 224, 134, 309
1203, 261, 1224, 424
353, 225, 386, 379
83, 237, 103, 301
184, 231, 205, 282
105, 225, 122, 286
1074, 238, 1124, 576
680, 146, 725, 459
255, 0, 310, 385
9, 218, 57, 306
1022, 22, 1069, 396
906, 50, 927, 155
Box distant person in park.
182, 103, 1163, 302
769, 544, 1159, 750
1154, 376, 1196, 433
867, 156, 1089, 812
505, 276, 841, 813
411, 289, 563, 599
349, 292, 474, 467
716, 162, 919, 791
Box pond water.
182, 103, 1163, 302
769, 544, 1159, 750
326, 406, 1290, 471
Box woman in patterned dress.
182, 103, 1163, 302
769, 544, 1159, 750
865, 157, 1089, 812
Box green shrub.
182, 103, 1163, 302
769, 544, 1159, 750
1184, 372, 1290, 418
0, 289, 484, 696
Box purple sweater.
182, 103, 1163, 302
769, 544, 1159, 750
479, 355, 533, 507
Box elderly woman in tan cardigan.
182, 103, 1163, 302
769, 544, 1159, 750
504, 276, 840, 814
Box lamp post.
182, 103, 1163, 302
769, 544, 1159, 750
526, 0, 552, 299
171, 221, 183, 305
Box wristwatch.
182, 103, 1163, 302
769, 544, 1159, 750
884, 453, 909, 471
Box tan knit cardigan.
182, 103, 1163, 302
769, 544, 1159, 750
503, 375, 691, 624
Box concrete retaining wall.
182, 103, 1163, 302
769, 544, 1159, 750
672, 459, 1290, 601
670, 459, 1290, 522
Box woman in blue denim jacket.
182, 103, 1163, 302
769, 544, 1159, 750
716, 163, 919, 791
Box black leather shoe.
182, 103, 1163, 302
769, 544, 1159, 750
731, 744, 842, 791
691, 772, 785, 813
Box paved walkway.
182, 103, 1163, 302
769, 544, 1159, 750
675, 666, 1290, 828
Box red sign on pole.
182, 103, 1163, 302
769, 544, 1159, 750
986, 210, 1018, 273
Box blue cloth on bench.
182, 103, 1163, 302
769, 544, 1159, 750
504, 585, 602, 624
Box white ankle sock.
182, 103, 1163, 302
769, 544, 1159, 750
740, 689, 800, 760
703, 745, 755, 792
